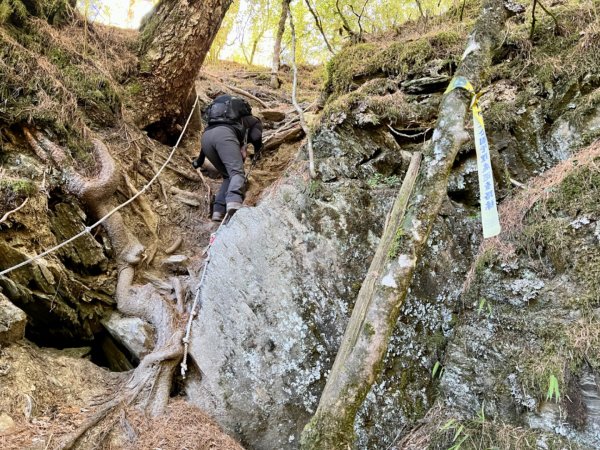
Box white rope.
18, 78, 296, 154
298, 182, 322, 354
0, 95, 200, 278
180, 218, 227, 378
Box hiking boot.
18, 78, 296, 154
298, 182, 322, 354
226, 201, 243, 215
211, 211, 225, 222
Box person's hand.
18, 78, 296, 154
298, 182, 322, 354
241, 145, 248, 161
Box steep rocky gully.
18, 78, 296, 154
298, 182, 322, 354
2, 1, 600, 449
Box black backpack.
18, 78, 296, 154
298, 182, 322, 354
206, 96, 252, 126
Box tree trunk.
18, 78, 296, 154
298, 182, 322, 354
304, 0, 335, 54
134, 0, 233, 130
270, 0, 291, 89
300, 1, 520, 448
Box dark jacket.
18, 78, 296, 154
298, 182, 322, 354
195, 98, 263, 167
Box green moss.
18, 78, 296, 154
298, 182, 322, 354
376, 39, 434, 76
388, 227, 405, 259
364, 322, 375, 337
308, 179, 322, 198
428, 29, 463, 49
126, 80, 142, 96
324, 43, 379, 96
0, 178, 36, 196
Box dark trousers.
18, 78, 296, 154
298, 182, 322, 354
201, 126, 245, 213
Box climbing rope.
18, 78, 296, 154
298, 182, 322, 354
180, 216, 229, 378
0, 95, 200, 278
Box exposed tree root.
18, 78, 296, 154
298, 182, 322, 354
23, 128, 187, 450
0, 197, 29, 225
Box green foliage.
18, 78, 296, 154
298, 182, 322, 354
546, 374, 561, 402
431, 361, 444, 379
367, 172, 401, 188
211, 0, 460, 66
477, 297, 493, 317
0, 0, 27, 24
439, 419, 469, 450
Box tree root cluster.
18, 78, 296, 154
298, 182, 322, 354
23, 128, 189, 449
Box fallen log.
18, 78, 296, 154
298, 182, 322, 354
263, 124, 305, 152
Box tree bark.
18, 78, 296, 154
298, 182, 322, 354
270, 0, 291, 89
134, 0, 233, 129
300, 1, 519, 448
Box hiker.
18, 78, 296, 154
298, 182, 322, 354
193, 95, 263, 222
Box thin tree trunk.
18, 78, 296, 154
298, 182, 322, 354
304, 0, 335, 54
289, 8, 316, 178
415, 0, 426, 18
271, 0, 291, 89
300, 1, 521, 448
134, 0, 233, 129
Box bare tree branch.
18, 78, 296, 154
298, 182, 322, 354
304, 0, 335, 54
289, 8, 316, 179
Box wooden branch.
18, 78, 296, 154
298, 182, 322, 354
263, 124, 304, 153
537, 0, 562, 34
289, 11, 316, 178
530, 0, 538, 39
165, 237, 183, 255
0, 197, 29, 225
300, 1, 517, 448
304, 0, 335, 54
335, 0, 358, 39
202, 72, 269, 108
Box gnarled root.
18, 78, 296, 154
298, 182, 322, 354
23, 128, 186, 450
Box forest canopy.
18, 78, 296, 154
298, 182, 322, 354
72, 0, 458, 65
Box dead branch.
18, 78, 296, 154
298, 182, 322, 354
263, 124, 304, 153
165, 237, 183, 255
289, 11, 316, 179
300, 1, 520, 448
202, 72, 269, 108
0, 197, 29, 225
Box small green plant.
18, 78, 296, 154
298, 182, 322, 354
368, 173, 401, 188
308, 179, 322, 198
475, 402, 485, 425
477, 297, 493, 317
440, 419, 469, 450
546, 374, 561, 402
432, 361, 444, 379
